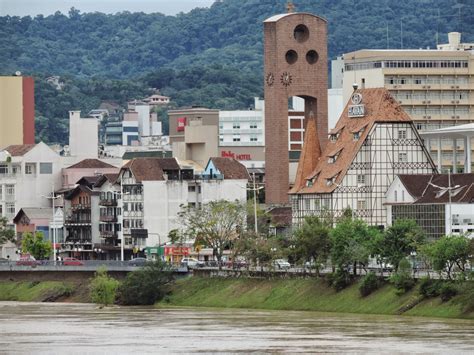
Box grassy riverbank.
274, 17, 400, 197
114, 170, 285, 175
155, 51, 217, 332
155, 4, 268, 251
0, 281, 90, 302
159, 277, 474, 319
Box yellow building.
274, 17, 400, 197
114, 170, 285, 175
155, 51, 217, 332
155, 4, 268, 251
0, 76, 35, 149
342, 32, 474, 172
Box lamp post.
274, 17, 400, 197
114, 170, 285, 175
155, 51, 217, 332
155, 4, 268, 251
429, 170, 464, 235
43, 185, 61, 264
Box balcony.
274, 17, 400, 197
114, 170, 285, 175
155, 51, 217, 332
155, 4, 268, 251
100, 231, 119, 239
71, 204, 91, 211
65, 217, 92, 225
99, 199, 118, 206
99, 215, 118, 223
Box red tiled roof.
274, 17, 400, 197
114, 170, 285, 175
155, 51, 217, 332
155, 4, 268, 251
210, 158, 250, 180
291, 88, 412, 194
66, 159, 118, 169
3, 144, 36, 156
94, 173, 119, 188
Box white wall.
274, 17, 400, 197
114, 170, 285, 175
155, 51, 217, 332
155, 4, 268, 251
69, 111, 98, 159
135, 105, 150, 137
328, 88, 344, 131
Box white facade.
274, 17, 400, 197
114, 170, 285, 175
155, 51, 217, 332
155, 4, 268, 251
328, 88, 344, 131
135, 104, 151, 137
69, 111, 99, 159
219, 97, 265, 147
0, 143, 62, 224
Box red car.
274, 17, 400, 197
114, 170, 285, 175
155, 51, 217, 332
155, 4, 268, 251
63, 257, 84, 266
16, 254, 40, 266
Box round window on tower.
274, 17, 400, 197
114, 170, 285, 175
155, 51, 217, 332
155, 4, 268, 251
306, 50, 319, 64
285, 50, 298, 64
294, 24, 309, 43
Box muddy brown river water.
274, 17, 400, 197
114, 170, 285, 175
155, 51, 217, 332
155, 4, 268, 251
0, 302, 473, 354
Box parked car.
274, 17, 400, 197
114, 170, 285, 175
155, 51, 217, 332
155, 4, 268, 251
273, 259, 291, 270
226, 259, 248, 269
63, 257, 84, 266
128, 257, 148, 266
16, 254, 40, 266
181, 257, 205, 269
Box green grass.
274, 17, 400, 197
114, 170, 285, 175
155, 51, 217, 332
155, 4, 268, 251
160, 277, 474, 319
0, 281, 74, 302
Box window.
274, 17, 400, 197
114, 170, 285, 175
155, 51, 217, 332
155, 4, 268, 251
250, 123, 258, 129
0, 165, 8, 174
330, 134, 338, 142
25, 163, 35, 175
40, 163, 53, 174
394, 190, 398, 202
233, 123, 240, 129
12, 165, 20, 174
198, 186, 201, 194
398, 153, 408, 162
357, 200, 367, 210
357, 175, 366, 185
326, 178, 334, 186
6, 203, 15, 215
353, 132, 360, 141
0, 186, 2, 200
233, 136, 241, 142
398, 130, 407, 139
188, 202, 196, 208
219, 135, 223, 142
305, 199, 310, 210
188, 185, 196, 192
0, 204, 2, 216
6, 185, 14, 196
250, 137, 258, 142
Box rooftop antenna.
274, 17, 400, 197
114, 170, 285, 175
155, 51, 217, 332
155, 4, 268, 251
286, 1, 295, 13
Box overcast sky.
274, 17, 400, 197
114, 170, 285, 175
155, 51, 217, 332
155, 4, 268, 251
0, 0, 216, 17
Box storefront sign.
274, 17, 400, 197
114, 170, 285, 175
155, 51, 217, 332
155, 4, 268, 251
221, 150, 251, 160
177, 117, 186, 132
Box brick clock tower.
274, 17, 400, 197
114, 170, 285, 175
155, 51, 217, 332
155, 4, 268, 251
264, 12, 328, 204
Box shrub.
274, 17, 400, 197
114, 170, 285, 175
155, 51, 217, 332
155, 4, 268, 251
359, 272, 379, 297
118, 261, 174, 305
328, 268, 351, 292
390, 259, 415, 295
418, 277, 441, 298
90, 266, 119, 306
439, 283, 458, 302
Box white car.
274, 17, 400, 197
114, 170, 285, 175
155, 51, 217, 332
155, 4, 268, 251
273, 259, 291, 270
181, 257, 205, 269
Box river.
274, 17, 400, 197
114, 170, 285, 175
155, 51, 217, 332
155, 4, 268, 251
0, 302, 473, 354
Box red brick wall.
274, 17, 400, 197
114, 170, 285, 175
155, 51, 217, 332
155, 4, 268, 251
264, 13, 328, 204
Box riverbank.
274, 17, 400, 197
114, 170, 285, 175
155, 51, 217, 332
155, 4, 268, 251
159, 277, 474, 319
2, 276, 474, 319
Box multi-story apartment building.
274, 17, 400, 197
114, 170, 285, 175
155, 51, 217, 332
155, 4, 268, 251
0, 75, 35, 148
342, 32, 474, 172
0, 143, 62, 225
117, 157, 249, 258
291, 88, 436, 227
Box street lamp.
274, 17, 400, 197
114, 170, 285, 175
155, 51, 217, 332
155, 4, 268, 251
429, 171, 465, 235
42, 185, 61, 264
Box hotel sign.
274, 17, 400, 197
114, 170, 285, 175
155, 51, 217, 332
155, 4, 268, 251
348, 93, 365, 118
221, 150, 251, 160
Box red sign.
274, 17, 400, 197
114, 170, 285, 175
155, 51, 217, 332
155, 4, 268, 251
177, 117, 186, 132
221, 150, 251, 160
164, 246, 190, 256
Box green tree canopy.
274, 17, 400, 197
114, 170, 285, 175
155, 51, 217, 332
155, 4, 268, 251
0, 217, 15, 245
21, 231, 52, 260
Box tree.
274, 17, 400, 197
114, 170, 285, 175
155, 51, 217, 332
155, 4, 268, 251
90, 266, 119, 306
0, 217, 15, 245
425, 235, 470, 280
330, 215, 374, 275
118, 261, 174, 305
178, 200, 246, 269
21, 231, 52, 260
380, 219, 426, 271
293, 216, 331, 275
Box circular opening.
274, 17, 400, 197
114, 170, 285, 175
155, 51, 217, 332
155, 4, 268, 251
285, 50, 298, 65
306, 50, 319, 64
294, 24, 309, 42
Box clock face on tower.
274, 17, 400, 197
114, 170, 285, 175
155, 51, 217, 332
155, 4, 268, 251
280, 72, 293, 87
265, 72, 274, 86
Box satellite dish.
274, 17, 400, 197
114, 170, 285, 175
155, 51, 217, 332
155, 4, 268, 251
15, 71, 21, 76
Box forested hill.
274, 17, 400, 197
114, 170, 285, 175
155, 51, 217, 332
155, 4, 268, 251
1, 0, 473, 145
2, 0, 472, 78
